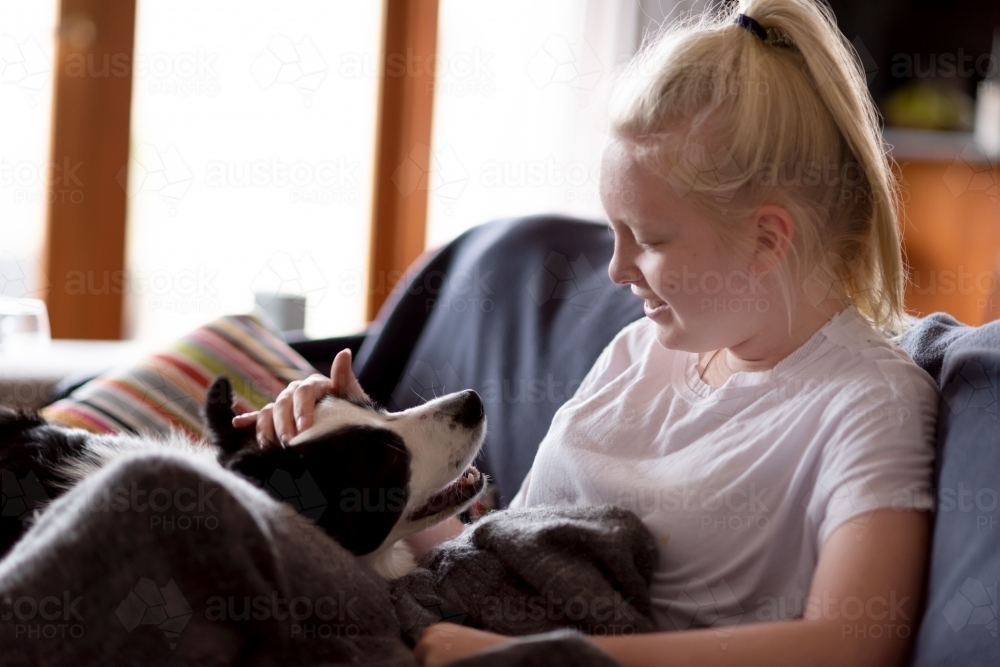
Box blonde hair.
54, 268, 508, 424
607, 0, 910, 339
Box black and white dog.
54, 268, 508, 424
0, 377, 487, 579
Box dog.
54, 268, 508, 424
0, 376, 488, 579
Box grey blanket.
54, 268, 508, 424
0, 452, 655, 666
392, 504, 658, 642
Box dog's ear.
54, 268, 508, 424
230, 425, 411, 556
315, 428, 411, 556
203, 376, 255, 458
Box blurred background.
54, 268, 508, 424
1, 0, 998, 349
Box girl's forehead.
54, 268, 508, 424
600, 151, 715, 236
601, 135, 644, 166
601, 142, 678, 204
601, 141, 647, 193
601, 136, 676, 186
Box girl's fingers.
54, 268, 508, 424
330, 349, 369, 400
249, 374, 333, 449
329, 349, 352, 395
269, 381, 294, 446
272, 392, 297, 446
231, 411, 258, 427
256, 405, 277, 448
292, 379, 329, 432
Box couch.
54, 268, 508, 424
38, 214, 1000, 665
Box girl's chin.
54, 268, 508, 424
652, 326, 681, 351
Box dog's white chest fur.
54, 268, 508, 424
363, 541, 418, 579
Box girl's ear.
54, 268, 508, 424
748, 204, 795, 276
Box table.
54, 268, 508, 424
0, 339, 152, 410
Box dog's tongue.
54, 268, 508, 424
408, 466, 484, 521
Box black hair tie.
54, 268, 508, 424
734, 13, 768, 41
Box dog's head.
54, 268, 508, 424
204, 376, 487, 557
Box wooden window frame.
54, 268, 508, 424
366, 0, 440, 320
43, 0, 136, 339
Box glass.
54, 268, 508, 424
0, 297, 51, 354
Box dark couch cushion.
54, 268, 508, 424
901, 315, 1000, 666
354, 215, 644, 505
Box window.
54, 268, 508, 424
29, 0, 708, 340
0, 1, 59, 301
425, 0, 648, 248
124, 0, 382, 342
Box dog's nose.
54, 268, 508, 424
454, 390, 484, 427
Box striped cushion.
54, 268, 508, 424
40, 314, 317, 438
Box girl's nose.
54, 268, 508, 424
608, 245, 641, 286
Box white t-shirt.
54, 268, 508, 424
508, 304, 938, 632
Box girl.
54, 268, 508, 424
236, 1, 938, 665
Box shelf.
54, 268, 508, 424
882, 128, 998, 164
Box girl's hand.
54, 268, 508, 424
231, 348, 368, 448
414, 622, 513, 666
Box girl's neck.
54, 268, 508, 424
697, 298, 852, 387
